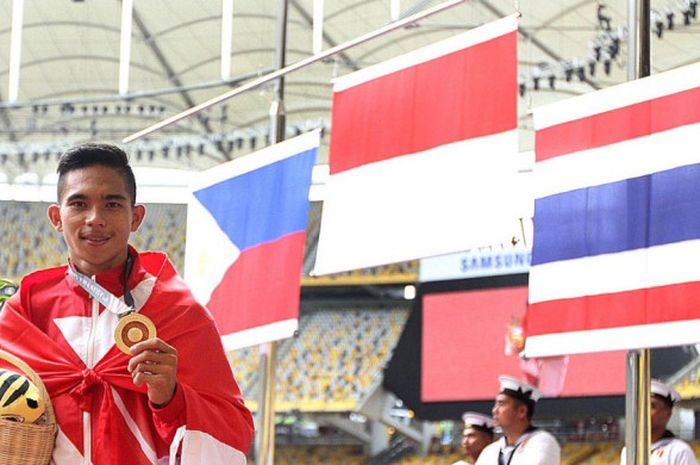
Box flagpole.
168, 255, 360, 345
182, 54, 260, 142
257, 2, 289, 465
257, 341, 279, 465
625, 1, 651, 464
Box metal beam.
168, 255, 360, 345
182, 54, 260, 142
0, 90, 18, 142
124, 0, 465, 143
130, 4, 231, 160
289, 0, 360, 71
0, 69, 270, 110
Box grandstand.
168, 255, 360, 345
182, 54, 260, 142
231, 306, 409, 412
0, 201, 63, 279
0, 200, 186, 281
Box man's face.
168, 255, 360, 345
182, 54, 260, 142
650, 395, 673, 434
48, 165, 145, 276
462, 427, 492, 461
492, 393, 525, 430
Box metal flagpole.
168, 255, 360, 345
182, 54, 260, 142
625, 2, 651, 464
257, 1, 289, 465
257, 341, 279, 465
625, 350, 651, 465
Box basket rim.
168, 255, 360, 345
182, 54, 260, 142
0, 349, 56, 425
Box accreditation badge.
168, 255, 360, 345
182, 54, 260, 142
115, 313, 157, 354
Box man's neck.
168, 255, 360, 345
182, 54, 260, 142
70, 250, 130, 278
651, 429, 668, 444
504, 423, 531, 446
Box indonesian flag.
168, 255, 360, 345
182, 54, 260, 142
313, 15, 519, 275
185, 132, 318, 350
525, 62, 700, 357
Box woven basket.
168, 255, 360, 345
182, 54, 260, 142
0, 349, 57, 465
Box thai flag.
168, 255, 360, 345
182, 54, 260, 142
313, 16, 519, 275
524, 62, 700, 357
185, 132, 318, 351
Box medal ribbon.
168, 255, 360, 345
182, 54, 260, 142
67, 255, 134, 317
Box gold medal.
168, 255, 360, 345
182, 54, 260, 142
115, 313, 157, 354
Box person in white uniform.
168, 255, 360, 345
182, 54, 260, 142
475, 375, 560, 465
453, 412, 495, 465
620, 379, 698, 465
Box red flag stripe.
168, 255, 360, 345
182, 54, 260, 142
527, 280, 700, 336
207, 232, 305, 335
536, 86, 700, 162
329, 31, 517, 175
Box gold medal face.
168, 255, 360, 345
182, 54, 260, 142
115, 313, 157, 354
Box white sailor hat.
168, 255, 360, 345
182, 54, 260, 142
651, 379, 680, 407
498, 375, 542, 406
462, 412, 495, 435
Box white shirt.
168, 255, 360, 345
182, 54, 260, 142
620, 435, 698, 465
475, 429, 560, 465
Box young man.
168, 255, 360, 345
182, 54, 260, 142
0, 143, 254, 465
475, 375, 560, 465
620, 379, 698, 465
453, 412, 495, 465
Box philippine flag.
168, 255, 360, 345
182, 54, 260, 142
525, 62, 700, 358
185, 131, 318, 351
313, 15, 519, 275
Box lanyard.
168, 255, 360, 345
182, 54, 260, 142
68, 254, 134, 317
499, 442, 521, 465
499, 429, 536, 465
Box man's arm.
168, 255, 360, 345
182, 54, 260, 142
141, 310, 254, 456
3, 292, 29, 318
529, 432, 561, 465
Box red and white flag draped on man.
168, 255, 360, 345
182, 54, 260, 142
313, 15, 519, 275
525, 61, 700, 357
0, 251, 253, 465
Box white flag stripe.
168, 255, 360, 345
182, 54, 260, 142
189, 130, 320, 191
524, 319, 700, 357
534, 61, 700, 130
534, 121, 700, 199
111, 387, 158, 464
529, 239, 700, 304
180, 430, 247, 465
221, 318, 298, 351
52, 428, 89, 465
184, 193, 241, 305
332, 14, 518, 92
313, 130, 519, 275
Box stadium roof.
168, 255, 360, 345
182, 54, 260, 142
0, 0, 698, 179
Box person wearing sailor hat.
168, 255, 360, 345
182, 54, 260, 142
452, 412, 495, 465
475, 375, 560, 465
620, 379, 698, 465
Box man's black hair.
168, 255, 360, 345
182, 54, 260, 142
652, 393, 675, 410
515, 397, 535, 421
467, 424, 495, 437
502, 388, 536, 421
56, 143, 137, 205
